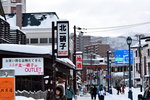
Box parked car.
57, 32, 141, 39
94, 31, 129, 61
138, 87, 150, 100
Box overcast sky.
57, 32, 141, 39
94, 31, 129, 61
26, 0, 150, 37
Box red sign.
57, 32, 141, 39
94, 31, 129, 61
76, 54, 82, 70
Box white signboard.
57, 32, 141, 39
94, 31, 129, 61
2, 58, 44, 76
57, 21, 69, 58
76, 54, 83, 70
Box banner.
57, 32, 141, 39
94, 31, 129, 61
3, 58, 44, 75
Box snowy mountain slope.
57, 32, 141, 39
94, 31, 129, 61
91, 36, 137, 50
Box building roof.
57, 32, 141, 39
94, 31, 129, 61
132, 39, 147, 48
141, 36, 150, 39
5, 12, 59, 29
0, 44, 75, 68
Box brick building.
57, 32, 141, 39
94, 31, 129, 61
76, 32, 91, 52
84, 41, 111, 57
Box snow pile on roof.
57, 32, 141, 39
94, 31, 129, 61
22, 13, 58, 29
0, 44, 52, 54
5, 15, 20, 30
0, 44, 75, 67
57, 58, 75, 67
0, 15, 5, 20
6, 15, 16, 27
132, 39, 147, 47
6, 13, 59, 29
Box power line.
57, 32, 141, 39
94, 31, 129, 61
83, 21, 150, 30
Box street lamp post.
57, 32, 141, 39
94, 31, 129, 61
73, 25, 77, 95
107, 50, 112, 94
109, 59, 112, 94
126, 36, 133, 100
52, 22, 56, 100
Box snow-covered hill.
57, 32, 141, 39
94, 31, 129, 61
91, 36, 137, 50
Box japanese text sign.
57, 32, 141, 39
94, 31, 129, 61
0, 77, 15, 100
76, 54, 83, 70
57, 21, 69, 58
2, 58, 44, 75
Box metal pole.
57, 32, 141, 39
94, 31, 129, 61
128, 44, 133, 100
73, 25, 77, 94
52, 22, 56, 100
109, 61, 112, 94
123, 66, 125, 86
90, 53, 92, 85
139, 36, 143, 92
107, 51, 110, 93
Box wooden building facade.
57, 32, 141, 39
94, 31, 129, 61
0, 44, 74, 92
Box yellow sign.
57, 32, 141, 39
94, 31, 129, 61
0, 77, 15, 100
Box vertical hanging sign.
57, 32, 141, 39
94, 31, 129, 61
76, 52, 83, 70
57, 21, 69, 58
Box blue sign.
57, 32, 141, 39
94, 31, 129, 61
115, 50, 133, 65
107, 75, 111, 79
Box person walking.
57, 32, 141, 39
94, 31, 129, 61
46, 88, 54, 100
92, 85, 97, 100
98, 85, 105, 100
47, 85, 66, 100
65, 85, 75, 100
116, 84, 121, 95
90, 85, 97, 100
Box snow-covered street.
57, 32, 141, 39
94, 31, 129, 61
77, 87, 142, 100
16, 87, 143, 100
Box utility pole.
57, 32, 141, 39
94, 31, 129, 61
73, 25, 77, 94
106, 50, 112, 94
135, 34, 144, 92
90, 53, 92, 85
107, 51, 110, 93
52, 22, 56, 100
139, 36, 142, 78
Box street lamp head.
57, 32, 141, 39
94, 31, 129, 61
107, 50, 111, 54
126, 36, 132, 45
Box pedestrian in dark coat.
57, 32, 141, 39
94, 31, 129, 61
116, 84, 121, 95
90, 85, 97, 100
46, 88, 54, 100
47, 86, 67, 100
65, 85, 75, 100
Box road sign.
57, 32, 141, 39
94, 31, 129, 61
107, 75, 111, 79
115, 50, 133, 65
